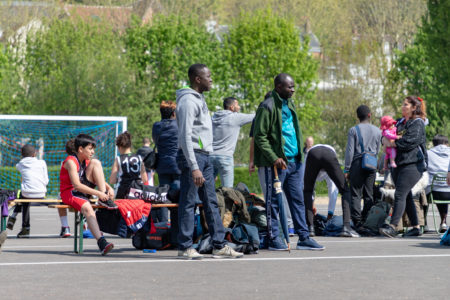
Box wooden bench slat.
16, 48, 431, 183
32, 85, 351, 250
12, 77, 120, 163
48, 203, 180, 209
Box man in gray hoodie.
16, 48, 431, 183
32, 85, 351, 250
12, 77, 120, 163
344, 105, 381, 230
175, 63, 243, 259
211, 97, 254, 187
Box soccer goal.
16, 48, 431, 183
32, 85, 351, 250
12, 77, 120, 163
0, 115, 127, 197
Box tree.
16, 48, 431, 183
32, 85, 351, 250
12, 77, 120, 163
19, 18, 152, 143
222, 9, 320, 116
124, 15, 225, 109
0, 47, 23, 114
385, 0, 450, 139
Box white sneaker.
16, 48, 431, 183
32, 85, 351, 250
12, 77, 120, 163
212, 245, 244, 259
178, 247, 203, 260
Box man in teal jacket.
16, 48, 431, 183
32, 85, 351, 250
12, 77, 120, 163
253, 73, 324, 251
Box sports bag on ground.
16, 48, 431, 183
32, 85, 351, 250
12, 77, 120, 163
363, 201, 391, 234
132, 221, 172, 250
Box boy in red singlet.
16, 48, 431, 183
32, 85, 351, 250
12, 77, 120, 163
60, 134, 116, 255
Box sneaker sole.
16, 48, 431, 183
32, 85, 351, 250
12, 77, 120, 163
61, 234, 71, 238
340, 233, 360, 238
402, 233, 422, 237
178, 255, 203, 260
268, 247, 289, 251
379, 229, 397, 238
211, 254, 244, 259
101, 243, 114, 256
296, 246, 325, 251
99, 204, 118, 210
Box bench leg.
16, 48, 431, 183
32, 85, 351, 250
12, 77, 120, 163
72, 211, 86, 254
79, 214, 84, 254
1, 216, 6, 231
74, 211, 79, 253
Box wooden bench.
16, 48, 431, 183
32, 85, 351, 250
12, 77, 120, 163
2, 199, 179, 254
47, 202, 180, 254
1, 199, 69, 231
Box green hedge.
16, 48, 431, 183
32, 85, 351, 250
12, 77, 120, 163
222, 166, 329, 195
0, 166, 112, 197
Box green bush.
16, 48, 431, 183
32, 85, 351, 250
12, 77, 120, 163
0, 165, 112, 198
220, 166, 329, 195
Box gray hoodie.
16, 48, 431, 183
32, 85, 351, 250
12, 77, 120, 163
344, 123, 381, 171
427, 144, 450, 192
212, 110, 255, 157
176, 88, 213, 170
16, 157, 49, 198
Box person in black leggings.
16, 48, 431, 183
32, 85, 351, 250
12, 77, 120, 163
303, 144, 358, 237
379, 96, 427, 237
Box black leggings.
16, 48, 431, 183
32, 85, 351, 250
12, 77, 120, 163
12, 196, 31, 228
303, 146, 351, 226
431, 191, 450, 221
390, 163, 424, 227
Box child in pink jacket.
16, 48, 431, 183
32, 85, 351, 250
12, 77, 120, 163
380, 116, 400, 169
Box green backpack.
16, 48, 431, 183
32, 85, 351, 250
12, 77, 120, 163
363, 201, 391, 233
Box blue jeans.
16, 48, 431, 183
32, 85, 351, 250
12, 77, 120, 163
152, 173, 180, 223
177, 150, 226, 250
257, 168, 293, 229
210, 155, 234, 188
262, 161, 309, 240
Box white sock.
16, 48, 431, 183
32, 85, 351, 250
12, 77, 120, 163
60, 216, 69, 228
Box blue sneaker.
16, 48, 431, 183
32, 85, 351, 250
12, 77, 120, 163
296, 237, 325, 251
259, 235, 269, 249
83, 229, 94, 239
268, 237, 288, 251
288, 228, 295, 237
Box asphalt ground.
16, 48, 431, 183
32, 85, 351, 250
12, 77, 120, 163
1, 204, 449, 300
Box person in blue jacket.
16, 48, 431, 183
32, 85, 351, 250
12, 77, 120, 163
152, 100, 181, 223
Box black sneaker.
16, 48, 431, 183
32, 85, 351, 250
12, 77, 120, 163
379, 224, 398, 238
97, 237, 114, 256
59, 227, 71, 238
340, 225, 360, 238
402, 227, 422, 237
6, 216, 16, 230
308, 225, 316, 237
17, 228, 30, 238
99, 199, 118, 210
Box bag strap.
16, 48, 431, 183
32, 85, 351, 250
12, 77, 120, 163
355, 125, 365, 153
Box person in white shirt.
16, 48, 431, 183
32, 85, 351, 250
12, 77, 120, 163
7, 144, 48, 238
426, 134, 450, 233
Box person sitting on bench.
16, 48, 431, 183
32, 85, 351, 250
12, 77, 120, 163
60, 134, 116, 255
110, 131, 148, 199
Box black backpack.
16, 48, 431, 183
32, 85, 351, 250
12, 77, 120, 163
132, 221, 172, 250
143, 149, 158, 170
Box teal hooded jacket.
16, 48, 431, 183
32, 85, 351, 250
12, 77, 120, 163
253, 90, 303, 167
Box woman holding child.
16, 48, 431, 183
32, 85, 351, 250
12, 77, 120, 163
379, 96, 428, 238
